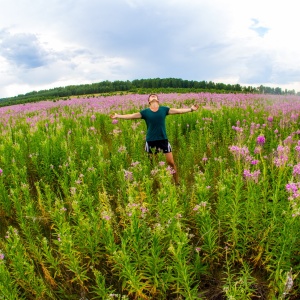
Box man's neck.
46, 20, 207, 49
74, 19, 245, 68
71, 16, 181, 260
149, 103, 159, 111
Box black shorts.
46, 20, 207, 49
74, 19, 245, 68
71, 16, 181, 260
145, 139, 172, 154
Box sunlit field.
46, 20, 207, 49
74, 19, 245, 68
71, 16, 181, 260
1, 92, 300, 299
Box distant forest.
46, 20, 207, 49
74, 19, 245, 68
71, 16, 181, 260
0, 78, 298, 108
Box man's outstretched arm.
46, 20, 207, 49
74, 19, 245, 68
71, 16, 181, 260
110, 112, 142, 120
169, 104, 199, 115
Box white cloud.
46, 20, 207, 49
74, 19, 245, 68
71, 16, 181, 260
0, 0, 300, 98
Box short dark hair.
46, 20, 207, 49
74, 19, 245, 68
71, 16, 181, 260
148, 94, 159, 102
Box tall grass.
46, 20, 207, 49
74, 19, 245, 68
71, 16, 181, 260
0, 93, 300, 299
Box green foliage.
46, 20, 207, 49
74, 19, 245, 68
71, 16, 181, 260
0, 94, 300, 299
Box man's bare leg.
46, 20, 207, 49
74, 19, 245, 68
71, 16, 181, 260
165, 152, 179, 185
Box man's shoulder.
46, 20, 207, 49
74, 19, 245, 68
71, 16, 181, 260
141, 107, 150, 113
140, 107, 150, 118
160, 106, 170, 113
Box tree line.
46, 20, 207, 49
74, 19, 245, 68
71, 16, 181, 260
0, 78, 297, 108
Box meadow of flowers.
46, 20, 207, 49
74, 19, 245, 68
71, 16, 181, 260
0, 92, 300, 299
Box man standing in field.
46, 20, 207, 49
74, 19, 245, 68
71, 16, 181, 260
110, 94, 199, 185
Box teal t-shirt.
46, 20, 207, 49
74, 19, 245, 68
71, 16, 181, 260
140, 106, 170, 141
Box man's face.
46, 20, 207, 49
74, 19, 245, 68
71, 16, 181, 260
149, 95, 159, 104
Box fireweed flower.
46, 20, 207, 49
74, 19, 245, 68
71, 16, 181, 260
232, 126, 243, 132
166, 166, 176, 175
112, 119, 118, 124
283, 269, 294, 296
250, 123, 256, 135
131, 161, 140, 167
0, 168, 2, 175
284, 136, 293, 146
70, 187, 77, 195
292, 163, 300, 177
193, 205, 200, 211
229, 145, 251, 161
124, 170, 133, 181
131, 122, 141, 130
254, 146, 262, 154
159, 161, 165, 166
256, 135, 266, 146
151, 169, 159, 176
0, 251, 4, 260
101, 210, 112, 221
118, 145, 126, 153
286, 183, 300, 198
112, 129, 122, 135
243, 169, 261, 183
274, 145, 290, 167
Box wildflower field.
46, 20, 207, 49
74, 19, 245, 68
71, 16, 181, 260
0, 92, 300, 299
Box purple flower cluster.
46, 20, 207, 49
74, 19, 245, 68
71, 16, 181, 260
193, 202, 207, 212
243, 169, 261, 183
126, 202, 148, 218
295, 141, 300, 155
286, 182, 300, 217
256, 135, 266, 146
229, 145, 251, 161
166, 166, 176, 175
273, 145, 290, 167
124, 170, 133, 181
293, 163, 300, 177
232, 126, 243, 132
286, 183, 300, 198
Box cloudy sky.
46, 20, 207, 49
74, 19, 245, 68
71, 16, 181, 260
0, 0, 299, 98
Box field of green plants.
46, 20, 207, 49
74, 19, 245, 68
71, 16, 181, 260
0, 92, 300, 299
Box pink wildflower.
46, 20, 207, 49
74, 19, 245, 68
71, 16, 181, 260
243, 169, 261, 183
166, 166, 176, 175
151, 169, 158, 176
274, 145, 290, 167
118, 145, 126, 152
193, 205, 200, 211
124, 170, 133, 181
293, 164, 300, 177
257, 135, 266, 146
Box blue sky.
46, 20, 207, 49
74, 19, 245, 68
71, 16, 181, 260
0, 0, 299, 98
